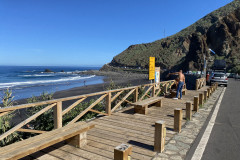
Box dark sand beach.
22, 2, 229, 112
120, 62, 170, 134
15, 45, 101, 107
13, 70, 149, 105
9, 71, 149, 124
53, 71, 149, 99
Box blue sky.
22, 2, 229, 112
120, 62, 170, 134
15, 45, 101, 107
0, 0, 233, 66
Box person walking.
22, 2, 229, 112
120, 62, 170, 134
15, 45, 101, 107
168, 70, 185, 100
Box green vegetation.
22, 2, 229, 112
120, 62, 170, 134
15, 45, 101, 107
26, 92, 55, 131
0, 89, 20, 147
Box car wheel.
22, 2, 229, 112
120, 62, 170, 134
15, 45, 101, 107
225, 84, 228, 87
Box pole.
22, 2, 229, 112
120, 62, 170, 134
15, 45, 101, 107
203, 54, 206, 79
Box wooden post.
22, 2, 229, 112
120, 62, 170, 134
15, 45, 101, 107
207, 88, 211, 97
193, 96, 199, 112
154, 120, 166, 152
114, 144, 132, 160
186, 102, 192, 120
134, 87, 138, 102
152, 84, 156, 97
54, 101, 62, 129
174, 108, 182, 133
199, 93, 203, 106
106, 92, 111, 115
66, 131, 87, 148
155, 100, 162, 107
195, 79, 199, 90
212, 83, 215, 92
204, 90, 208, 101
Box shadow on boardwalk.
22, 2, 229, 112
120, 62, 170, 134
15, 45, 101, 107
22, 87, 209, 160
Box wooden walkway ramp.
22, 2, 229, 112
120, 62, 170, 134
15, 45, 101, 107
22, 87, 208, 160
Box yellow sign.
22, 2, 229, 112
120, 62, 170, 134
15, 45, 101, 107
149, 57, 155, 80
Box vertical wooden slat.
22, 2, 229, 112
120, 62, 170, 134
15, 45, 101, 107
154, 120, 165, 153
54, 101, 62, 129
174, 108, 182, 133
106, 92, 111, 115
134, 87, 138, 102
152, 84, 156, 97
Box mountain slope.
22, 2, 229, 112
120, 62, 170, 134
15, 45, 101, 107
103, 0, 240, 73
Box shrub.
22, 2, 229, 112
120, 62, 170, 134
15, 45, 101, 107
0, 89, 20, 146
26, 92, 54, 131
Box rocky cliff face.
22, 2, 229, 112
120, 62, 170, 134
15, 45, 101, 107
104, 0, 240, 73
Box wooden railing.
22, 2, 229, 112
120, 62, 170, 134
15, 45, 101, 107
195, 77, 206, 90
0, 80, 175, 142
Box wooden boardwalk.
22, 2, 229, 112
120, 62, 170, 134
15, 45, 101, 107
22, 87, 208, 160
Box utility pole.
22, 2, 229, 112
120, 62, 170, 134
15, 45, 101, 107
203, 54, 207, 78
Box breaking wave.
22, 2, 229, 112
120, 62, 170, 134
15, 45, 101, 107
0, 75, 95, 89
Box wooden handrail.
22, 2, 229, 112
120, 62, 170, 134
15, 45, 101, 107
0, 79, 176, 142
140, 86, 153, 100
111, 90, 124, 103
0, 103, 56, 141
195, 77, 206, 90
62, 97, 87, 115
111, 88, 136, 112
17, 128, 47, 134
68, 94, 108, 125
0, 80, 175, 113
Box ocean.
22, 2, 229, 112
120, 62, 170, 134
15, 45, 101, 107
0, 66, 104, 100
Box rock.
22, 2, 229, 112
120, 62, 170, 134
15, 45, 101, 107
44, 69, 53, 73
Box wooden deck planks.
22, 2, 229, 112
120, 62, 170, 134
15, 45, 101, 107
20, 86, 209, 160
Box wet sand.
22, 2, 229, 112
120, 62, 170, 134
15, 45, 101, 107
13, 71, 149, 105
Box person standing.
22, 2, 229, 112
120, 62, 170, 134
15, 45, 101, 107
168, 70, 185, 100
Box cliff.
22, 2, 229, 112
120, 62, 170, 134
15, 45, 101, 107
103, 0, 240, 73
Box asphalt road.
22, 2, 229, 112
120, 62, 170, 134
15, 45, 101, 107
186, 78, 240, 160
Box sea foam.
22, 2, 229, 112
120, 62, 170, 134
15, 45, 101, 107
0, 75, 95, 89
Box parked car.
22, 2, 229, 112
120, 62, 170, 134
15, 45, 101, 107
228, 73, 236, 78
235, 74, 240, 80
210, 72, 228, 87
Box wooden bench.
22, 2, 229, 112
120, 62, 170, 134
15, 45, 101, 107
170, 84, 187, 98
0, 122, 95, 160
170, 88, 187, 98
132, 97, 163, 115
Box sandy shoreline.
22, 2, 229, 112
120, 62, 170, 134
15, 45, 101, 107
14, 71, 149, 105
53, 71, 149, 99
6, 71, 149, 124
